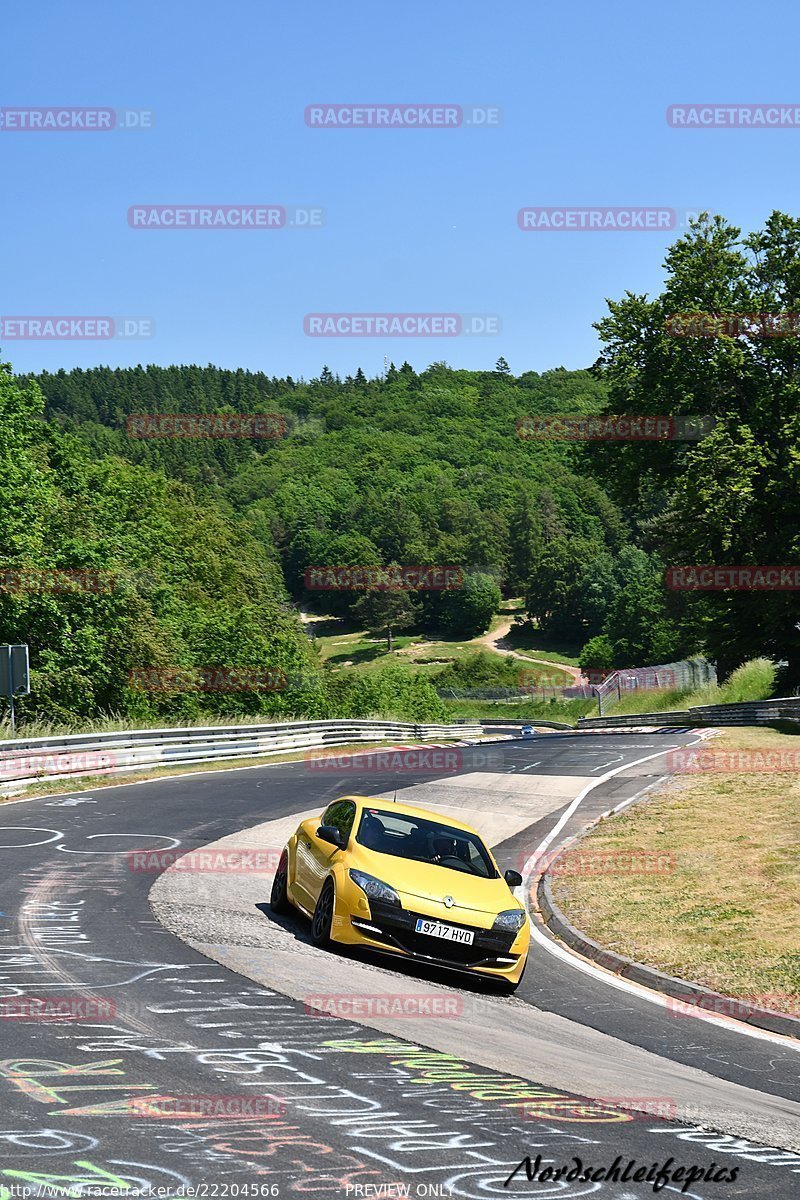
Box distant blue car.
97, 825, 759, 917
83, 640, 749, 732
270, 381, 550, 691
520, 725, 535, 738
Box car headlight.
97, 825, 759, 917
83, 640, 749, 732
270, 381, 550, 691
349, 869, 401, 906
493, 908, 527, 933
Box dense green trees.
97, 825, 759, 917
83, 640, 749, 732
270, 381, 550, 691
0, 358, 320, 723
32, 359, 620, 651
592, 211, 800, 682
9, 208, 797, 731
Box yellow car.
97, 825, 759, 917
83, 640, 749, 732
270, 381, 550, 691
270, 795, 529, 992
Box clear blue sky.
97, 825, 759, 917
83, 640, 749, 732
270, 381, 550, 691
3, 1, 799, 379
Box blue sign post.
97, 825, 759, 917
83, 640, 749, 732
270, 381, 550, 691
0, 644, 30, 734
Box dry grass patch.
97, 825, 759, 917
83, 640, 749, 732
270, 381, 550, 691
552, 727, 800, 1014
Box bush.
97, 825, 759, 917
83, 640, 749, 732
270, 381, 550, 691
579, 634, 615, 676
719, 657, 777, 704
437, 651, 521, 690
324, 665, 446, 722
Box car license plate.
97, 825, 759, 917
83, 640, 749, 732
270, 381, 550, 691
415, 918, 474, 944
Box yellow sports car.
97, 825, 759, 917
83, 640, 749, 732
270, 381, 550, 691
270, 795, 529, 991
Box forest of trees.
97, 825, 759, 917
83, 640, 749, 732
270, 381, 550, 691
3, 212, 798, 724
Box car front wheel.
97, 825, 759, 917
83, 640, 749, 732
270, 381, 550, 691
311, 878, 335, 946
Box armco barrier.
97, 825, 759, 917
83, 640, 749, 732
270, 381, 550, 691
578, 695, 800, 730
0, 718, 483, 794
577, 711, 694, 730
480, 719, 573, 730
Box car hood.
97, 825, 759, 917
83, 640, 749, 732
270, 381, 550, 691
352, 849, 518, 916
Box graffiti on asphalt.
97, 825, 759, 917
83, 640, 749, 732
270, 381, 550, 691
0, 841, 797, 1196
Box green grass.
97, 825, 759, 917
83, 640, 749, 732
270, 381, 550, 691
605, 689, 692, 716
441, 697, 594, 723
318, 627, 525, 679
686, 657, 777, 707
603, 657, 778, 717
502, 624, 582, 666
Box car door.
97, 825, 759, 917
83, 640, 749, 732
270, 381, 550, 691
303, 799, 356, 907
291, 817, 322, 909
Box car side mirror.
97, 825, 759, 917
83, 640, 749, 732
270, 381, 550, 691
504, 869, 523, 888
317, 824, 347, 850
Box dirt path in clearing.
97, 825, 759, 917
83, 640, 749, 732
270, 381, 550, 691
474, 618, 585, 682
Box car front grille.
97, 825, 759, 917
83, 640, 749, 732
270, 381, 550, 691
360, 899, 518, 968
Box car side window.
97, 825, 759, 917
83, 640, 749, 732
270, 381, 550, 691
334, 802, 356, 841
321, 802, 341, 827
321, 801, 356, 842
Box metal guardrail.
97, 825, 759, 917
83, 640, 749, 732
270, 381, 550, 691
578, 696, 800, 730
479, 719, 573, 730
577, 711, 694, 729
0, 718, 484, 794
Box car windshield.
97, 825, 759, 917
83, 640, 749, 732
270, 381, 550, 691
355, 808, 498, 878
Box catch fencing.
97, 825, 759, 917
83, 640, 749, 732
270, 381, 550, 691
587, 657, 716, 713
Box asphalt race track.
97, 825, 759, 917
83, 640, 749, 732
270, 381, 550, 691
0, 731, 799, 1199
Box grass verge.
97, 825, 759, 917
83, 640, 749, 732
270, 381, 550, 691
442, 697, 594, 722
503, 625, 582, 666
551, 726, 800, 1014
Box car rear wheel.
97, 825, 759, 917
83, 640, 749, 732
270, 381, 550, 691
311, 878, 335, 946
270, 850, 291, 914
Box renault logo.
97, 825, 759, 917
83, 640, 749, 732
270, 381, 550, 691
443, 895, 454, 908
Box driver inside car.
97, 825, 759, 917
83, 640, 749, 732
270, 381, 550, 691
431, 834, 460, 863
358, 813, 386, 851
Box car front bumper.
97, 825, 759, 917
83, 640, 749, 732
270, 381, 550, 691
338, 896, 529, 982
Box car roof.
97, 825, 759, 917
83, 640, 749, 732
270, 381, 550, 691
334, 795, 483, 837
